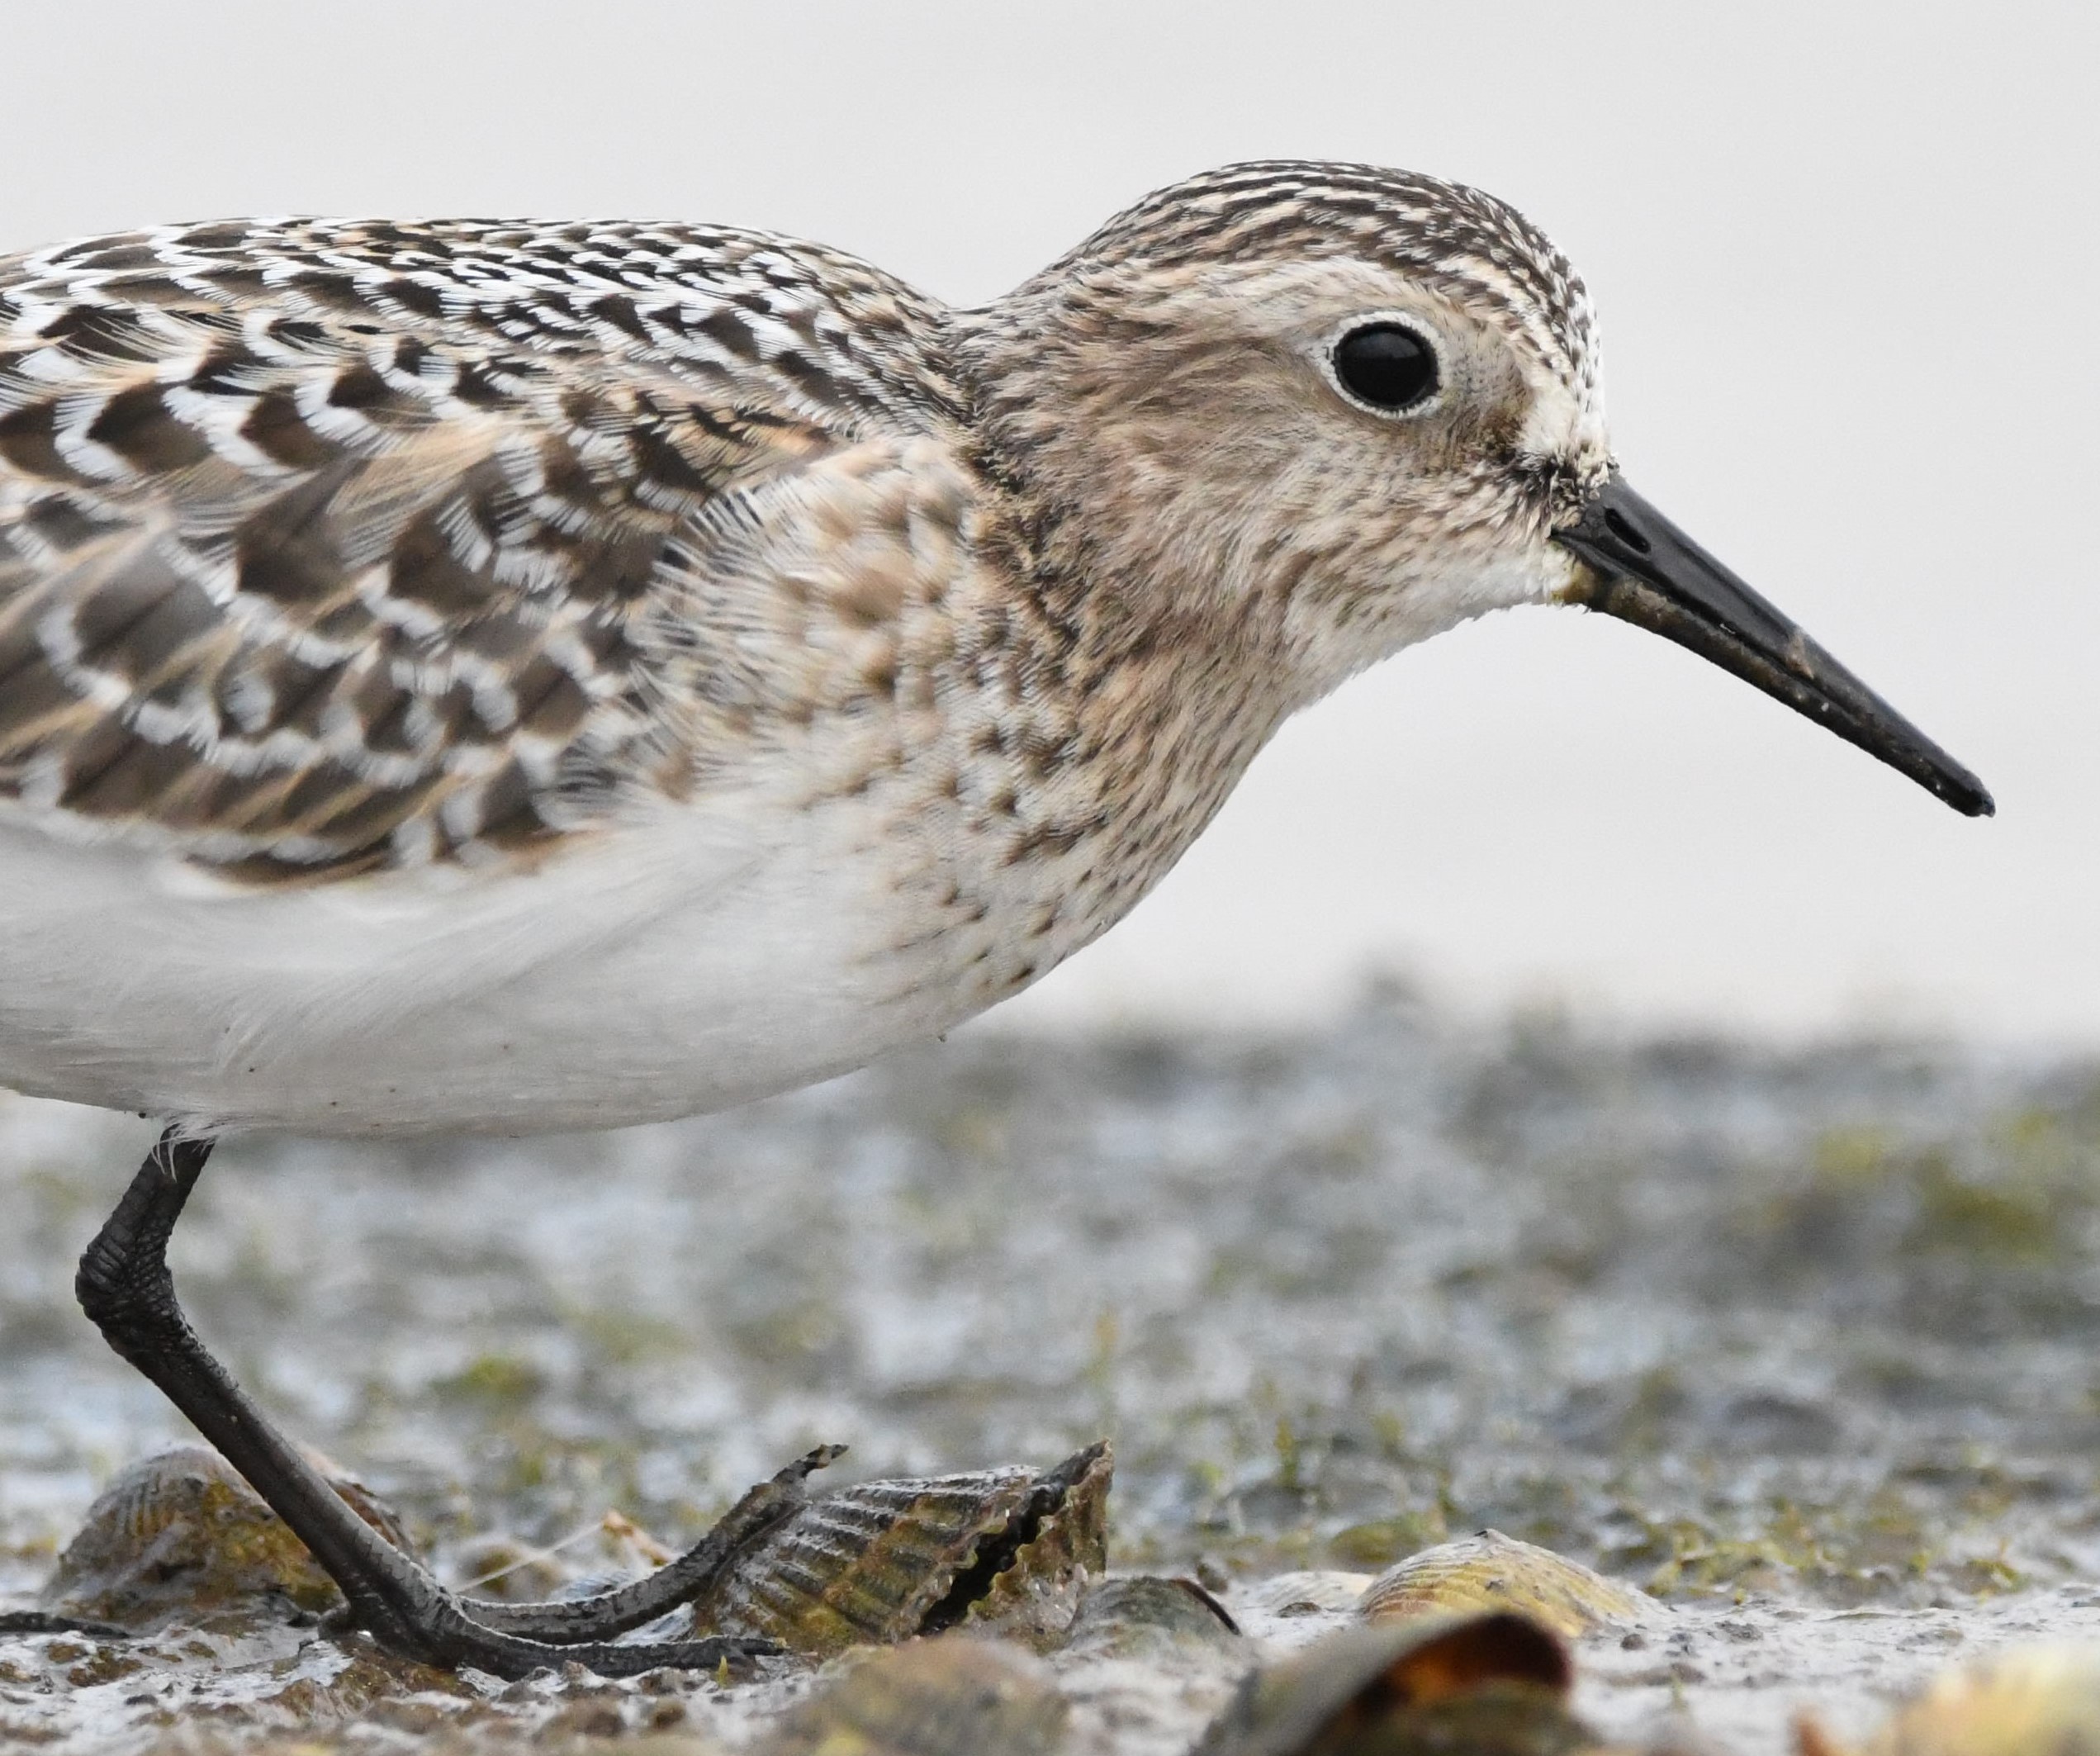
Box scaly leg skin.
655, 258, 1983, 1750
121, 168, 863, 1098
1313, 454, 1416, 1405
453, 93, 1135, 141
0, 1611, 131, 1640
458, 1445, 845, 1643
73, 1129, 827, 1678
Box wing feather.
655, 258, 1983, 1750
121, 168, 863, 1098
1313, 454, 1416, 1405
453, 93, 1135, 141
0, 216, 957, 882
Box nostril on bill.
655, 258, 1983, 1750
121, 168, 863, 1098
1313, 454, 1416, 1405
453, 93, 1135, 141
1602, 506, 1652, 553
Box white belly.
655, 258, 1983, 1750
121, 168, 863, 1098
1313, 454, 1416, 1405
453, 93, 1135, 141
0, 798, 1003, 1137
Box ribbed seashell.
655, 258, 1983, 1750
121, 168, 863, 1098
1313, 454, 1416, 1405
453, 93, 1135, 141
1062, 1575, 1242, 1658
1193, 1611, 1590, 1756
1796, 1644, 2100, 1756
697, 1442, 1110, 1656
40, 1445, 409, 1630
751, 1634, 1069, 1756
1357, 1531, 1658, 1641
966, 1445, 1114, 1648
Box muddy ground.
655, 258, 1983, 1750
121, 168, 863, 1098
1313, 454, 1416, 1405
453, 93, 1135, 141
2, 985, 2097, 1750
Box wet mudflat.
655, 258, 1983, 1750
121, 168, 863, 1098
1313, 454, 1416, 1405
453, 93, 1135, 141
1, 988, 2097, 1751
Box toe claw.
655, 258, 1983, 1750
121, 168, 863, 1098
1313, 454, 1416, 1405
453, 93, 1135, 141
787, 1443, 847, 1482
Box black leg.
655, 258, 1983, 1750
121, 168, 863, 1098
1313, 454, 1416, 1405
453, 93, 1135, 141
462, 1444, 841, 1642
0, 1610, 131, 1640
73, 1128, 821, 1678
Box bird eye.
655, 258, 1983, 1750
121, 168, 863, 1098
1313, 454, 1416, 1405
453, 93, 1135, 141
1330, 322, 1439, 415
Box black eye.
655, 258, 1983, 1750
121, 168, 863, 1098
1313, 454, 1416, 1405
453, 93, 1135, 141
1332, 322, 1439, 413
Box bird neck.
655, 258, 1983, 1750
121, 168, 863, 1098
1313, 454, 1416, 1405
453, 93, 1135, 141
947, 301, 1313, 720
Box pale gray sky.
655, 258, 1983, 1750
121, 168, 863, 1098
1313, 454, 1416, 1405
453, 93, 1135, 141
3, 1, 2088, 1042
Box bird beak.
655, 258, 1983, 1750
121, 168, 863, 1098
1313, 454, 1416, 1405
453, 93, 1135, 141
1552, 472, 1994, 818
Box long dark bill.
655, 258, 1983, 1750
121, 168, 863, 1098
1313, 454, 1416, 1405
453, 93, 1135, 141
1553, 473, 1993, 818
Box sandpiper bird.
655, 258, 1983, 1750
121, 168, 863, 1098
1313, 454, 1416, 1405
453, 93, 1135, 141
1, 162, 1988, 1676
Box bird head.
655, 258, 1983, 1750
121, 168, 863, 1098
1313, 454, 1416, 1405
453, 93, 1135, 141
960, 161, 1990, 818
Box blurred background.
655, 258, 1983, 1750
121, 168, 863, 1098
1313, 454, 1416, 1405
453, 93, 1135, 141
0, 0, 2085, 1045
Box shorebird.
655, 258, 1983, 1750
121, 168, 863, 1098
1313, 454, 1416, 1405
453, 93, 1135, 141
0, 162, 1988, 1676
